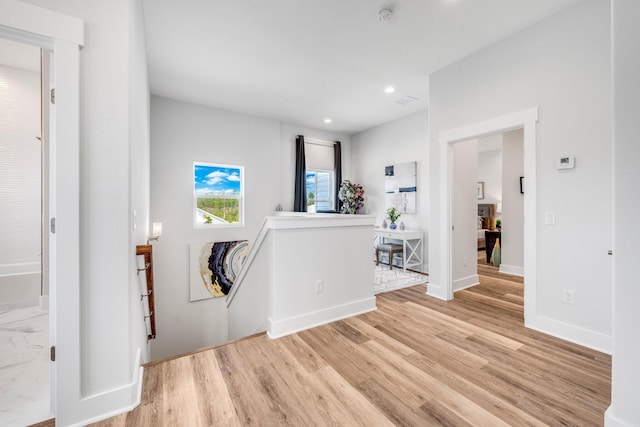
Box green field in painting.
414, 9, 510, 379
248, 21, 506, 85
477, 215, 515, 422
197, 198, 240, 223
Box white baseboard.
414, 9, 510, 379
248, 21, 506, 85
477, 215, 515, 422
70, 349, 143, 427
267, 297, 377, 339
499, 264, 524, 276
525, 315, 612, 354
453, 274, 479, 292
425, 281, 449, 301
0, 261, 40, 277
604, 406, 634, 427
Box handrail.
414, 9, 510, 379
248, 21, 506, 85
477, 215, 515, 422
226, 217, 270, 307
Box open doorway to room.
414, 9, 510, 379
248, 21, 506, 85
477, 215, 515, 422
439, 108, 537, 325
0, 38, 53, 426
476, 129, 524, 277
450, 128, 526, 322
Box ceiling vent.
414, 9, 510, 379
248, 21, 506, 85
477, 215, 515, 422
395, 95, 419, 105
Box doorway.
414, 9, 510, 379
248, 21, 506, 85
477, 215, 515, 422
438, 108, 538, 326
0, 38, 52, 426
0, 4, 83, 424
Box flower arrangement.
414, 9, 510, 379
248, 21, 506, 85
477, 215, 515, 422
338, 180, 365, 214
386, 206, 401, 224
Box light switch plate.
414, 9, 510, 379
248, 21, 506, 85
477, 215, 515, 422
544, 211, 555, 225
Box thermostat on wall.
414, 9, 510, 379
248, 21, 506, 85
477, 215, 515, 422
556, 155, 575, 170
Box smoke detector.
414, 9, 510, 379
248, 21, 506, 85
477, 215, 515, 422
377, 9, 392, 22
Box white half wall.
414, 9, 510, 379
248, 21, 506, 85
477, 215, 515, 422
351, 110, 429, 270
149, 96, 281, 360
606, 0, 640, 425
429, 0, 612, 351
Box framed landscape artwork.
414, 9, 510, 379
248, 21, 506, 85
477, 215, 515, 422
194, 162, 244, 227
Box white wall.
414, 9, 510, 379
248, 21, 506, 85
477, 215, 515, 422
149, 96, 281, 360
607, 1, 640, 425
279, 122, 352, 212
429, 0, 612, 350
500, 129, 524, 276
452, 139, 479, 291
128, 0, 152, 365
0, 64, 41, 309
351, 110, 429, 265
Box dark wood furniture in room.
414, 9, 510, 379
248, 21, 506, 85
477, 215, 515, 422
484, 230, 501, 263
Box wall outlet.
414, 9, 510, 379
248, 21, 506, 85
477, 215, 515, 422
562, 289, 574, 304
315, 280, 324, 294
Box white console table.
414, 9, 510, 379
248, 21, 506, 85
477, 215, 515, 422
374, 228, 424, 271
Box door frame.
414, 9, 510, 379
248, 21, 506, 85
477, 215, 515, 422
0, 2, 83, 424
438, 108, 538, 325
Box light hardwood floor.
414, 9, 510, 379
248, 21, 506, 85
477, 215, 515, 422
88, 267, 610, 426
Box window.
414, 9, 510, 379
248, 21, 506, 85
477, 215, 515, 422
306, 169, 334, 212
194, 162, 244, 227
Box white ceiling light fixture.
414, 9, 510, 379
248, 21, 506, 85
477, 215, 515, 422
324, 118, 332, 124
384, 86, 395, 94
377, 9, 392, 22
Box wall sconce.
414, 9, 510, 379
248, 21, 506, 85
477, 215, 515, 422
496, 202, 503, 214
148, 222, 162, 242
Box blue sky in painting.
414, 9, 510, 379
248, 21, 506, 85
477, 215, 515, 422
194, 163, 241, 195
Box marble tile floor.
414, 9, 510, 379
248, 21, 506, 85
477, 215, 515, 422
0, 305, 51, 427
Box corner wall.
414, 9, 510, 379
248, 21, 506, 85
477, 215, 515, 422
452, 139, 479, 291
500, 129, 524, 276
351, 110, 429, 270
607, 0, 640, 424
429, 0, 612, 351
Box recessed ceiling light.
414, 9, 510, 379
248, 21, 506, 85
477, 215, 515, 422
384, 86, 395, 94
324, 118, 332, 124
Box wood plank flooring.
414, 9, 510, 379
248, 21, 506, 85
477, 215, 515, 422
89, 267, 611, 427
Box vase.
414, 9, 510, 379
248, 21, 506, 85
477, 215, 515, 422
382, 219, 388, 229
399, 221, 405, 230
389, 223, 397, 230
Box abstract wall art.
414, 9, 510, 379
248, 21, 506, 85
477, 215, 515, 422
385, 161, 417, 214
189, 240, 249, 301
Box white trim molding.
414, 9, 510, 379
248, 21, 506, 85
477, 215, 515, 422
453, 274, 480, 292
527, 315, 612, 355
499, 264, 524, 277
267, 297, 376, 339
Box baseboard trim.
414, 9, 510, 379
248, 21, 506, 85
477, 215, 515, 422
499, 264, 524, 277
70, 349, 143, 427
526, 315, 612, 354
453, 274, 480, 292
267, 297, 377, 339
604, 406, 633, 427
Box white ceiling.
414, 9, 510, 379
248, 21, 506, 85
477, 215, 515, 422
144, 0, 582, 135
